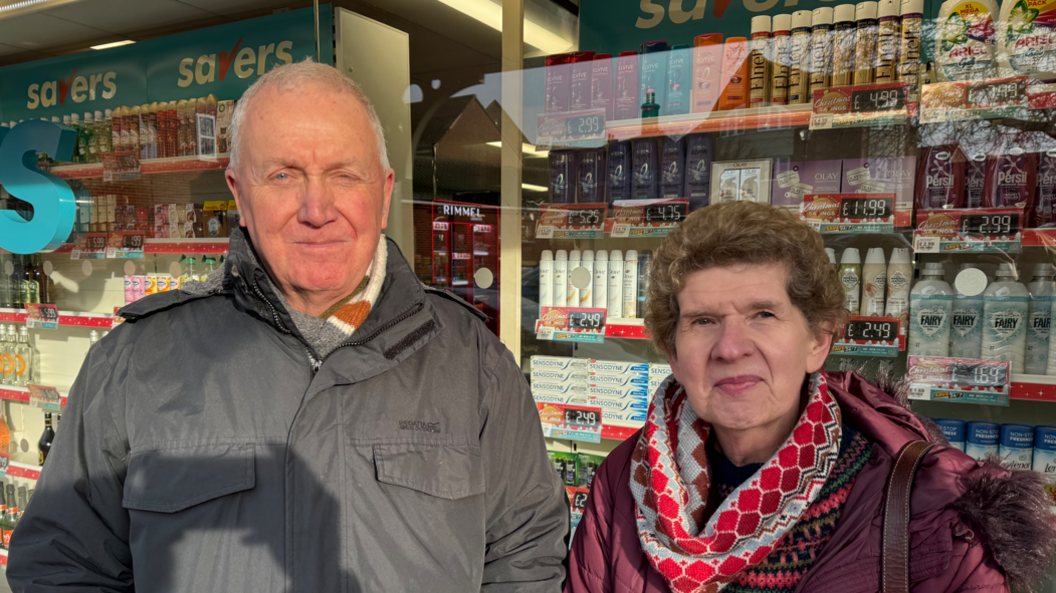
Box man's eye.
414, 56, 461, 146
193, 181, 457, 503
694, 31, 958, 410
273, 172, 289, 181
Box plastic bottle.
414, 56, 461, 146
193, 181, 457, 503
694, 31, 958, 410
553, 250, 567, 309
862, 247, 887, 316
665, 45, 692, 116
749, 16, 773, 106
1026, 264, 1055, 374
950, 263, 986, 359
916, 145, 967, 210
854, 2, 880, 84
615, 52, 641, 120
692, 34, 724, 113
832, 4, 858, 87
539, 250, 553, 315
594, 250, 608, 313
637, 251, 653, 319
826, 247, 837, 272
934, 0, 998, 82
69, 113, 83, 164
770, 15, 793, 105
896, 0, 924, 102
984, 139, 1038, 216
982, 263, 1030, 373
838, 248, 862, 315
909, 263, 953, 357
14, 327, 31, 387
633, 138, 660, 199
608, 250, 624, 319
640, 41, 670, 111
966, 421, 1000, 460
0, 328, 13, 386
809, 7, 836, 96
623, 250, 639, 319
580, 250, 595, 308
718, 38, 750, 110
885, 248, 913, 335
567, 250, 581, 307
875, 0, 901, 83
997, 0, 1056, 80
788, 10, 815, 104
1033, 149, 1056, 228
999, 424, 1034, 470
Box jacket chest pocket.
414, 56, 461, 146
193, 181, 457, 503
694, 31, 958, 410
122, 443, 256, 513
372, 441, 485, 500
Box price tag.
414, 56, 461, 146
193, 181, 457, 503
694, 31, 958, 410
915, 208, 1023, 253
921, 77, 1028, 123
908, 356, 1011, 406
536, 307, 607, 344
536, 109, 607, 150
24, 304, 58, 330
810, 82, 911, 130
102, 150, 141, 182
569, 487, 590, 515
536, 402, 603, 443
610, 199, 689, 238
535, 204, 607, 239
106, 232, 145, 259
800, 193, 895, 233
27, 384, 63, 412
71, 233, 109, 260
831, 316, 901, 357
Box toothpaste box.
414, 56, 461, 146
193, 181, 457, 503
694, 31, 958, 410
531, 369, 590, 384
531, 355, 589, 371
600, 408, 648, 424
588, 373, 650, 388
841, 156, 916, 227
589, 359, 650, 374
531, 381, 589, 396
531, 389, 590, 407
771, 160, 843, 213
589, 384, 651, 399
649, 363, 673, 390
589, 396, 649, 414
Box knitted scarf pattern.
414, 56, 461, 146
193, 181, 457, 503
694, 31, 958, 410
629, 372, 842, 593
319, 234, 387, 336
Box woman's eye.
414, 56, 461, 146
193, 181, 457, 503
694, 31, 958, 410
758, 311, 775, 319
693, 318, 711, 326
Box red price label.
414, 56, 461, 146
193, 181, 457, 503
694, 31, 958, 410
24, 304, 59, 330
536, 204, 608, 239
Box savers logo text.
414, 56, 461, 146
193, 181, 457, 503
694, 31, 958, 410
177, 37, 294, 87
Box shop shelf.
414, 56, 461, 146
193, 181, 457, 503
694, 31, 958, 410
1011, 374, 1056, 403
602, 422, 643, 441
1023, 229, 1056, 248
145, 238, 229, 255
0, 547, 6, 565
50, 155, 230, 180
606, 104, 813, 141
605, 320, 649, 340
0, 386, 68, 408
7, 461, 42, 482
0, 308, 113, 329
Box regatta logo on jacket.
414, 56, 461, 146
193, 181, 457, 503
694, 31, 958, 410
398, 420, 441, 433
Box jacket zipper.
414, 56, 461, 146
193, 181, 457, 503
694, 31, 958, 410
250, 278, 321, 375
337, 301, 424, 349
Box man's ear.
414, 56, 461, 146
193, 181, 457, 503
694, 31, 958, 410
225, 169, 250, 229
380, 168, 395, 230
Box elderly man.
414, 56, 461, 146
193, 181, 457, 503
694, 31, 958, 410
8, 60, 568, 592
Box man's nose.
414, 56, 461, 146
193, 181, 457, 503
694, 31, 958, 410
298, 176, 338, 228
712, 317, 754, 362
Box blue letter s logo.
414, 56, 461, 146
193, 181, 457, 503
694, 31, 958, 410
0, 121, 77, 254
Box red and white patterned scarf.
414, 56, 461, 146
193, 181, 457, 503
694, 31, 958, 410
629, 372, 842, 593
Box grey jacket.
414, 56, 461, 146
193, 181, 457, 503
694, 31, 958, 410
7, 229, 569, 592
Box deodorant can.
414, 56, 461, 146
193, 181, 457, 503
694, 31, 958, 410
637, 250, 653, 319
966, 421, 1000, 461
935, 418, 967, 452
1000, 424, 1034, 470
1032, 427, 1056, 500
623, 250, 639, 319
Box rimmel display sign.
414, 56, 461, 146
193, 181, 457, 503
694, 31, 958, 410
0, 5, 333, 122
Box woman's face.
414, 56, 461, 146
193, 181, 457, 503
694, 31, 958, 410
667, 263, 832, 437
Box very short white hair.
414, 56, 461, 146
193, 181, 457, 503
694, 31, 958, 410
227, 58, 390, 173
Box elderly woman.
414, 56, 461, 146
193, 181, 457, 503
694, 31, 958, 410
566, 201, 1055, 593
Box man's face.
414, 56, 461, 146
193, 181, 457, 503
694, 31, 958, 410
668, 264, 831, 436
225, 82, 393, 307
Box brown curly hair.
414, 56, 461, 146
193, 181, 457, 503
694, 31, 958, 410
645, 201, 847, 356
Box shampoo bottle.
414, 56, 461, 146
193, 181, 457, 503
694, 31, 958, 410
749, 16, 773, 106
570, 51, 597, 112
951, 263, 986, 359
640, 41, 671, 112
545, 53, 572, 114
910, 263, 953, 357
770, 15, 793, 105
578, 149, 607, 204
633, 138, 660, 199
839, 248, 863, 315
608, 141, 633, 206
591, 54, 615, 121
788, 10, 815, 104
863, 247, 888, 316
718, 38, 750, 110
982, 263, 1030, 373
615, 52, 641, 120
684, 134, 714, 211
661, 136, 687, 199
1026, 263, 1055, 374
608, 250, 624, 319
549, 151, 577, 204
832, 4, 858, 87
666, 45, 692, 115
692, 34, 724, 113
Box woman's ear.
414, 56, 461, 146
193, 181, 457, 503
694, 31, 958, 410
807, 322, 836, 373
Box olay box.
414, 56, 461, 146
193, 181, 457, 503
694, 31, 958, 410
841, 156, 916, 226
771, 160, 843, 212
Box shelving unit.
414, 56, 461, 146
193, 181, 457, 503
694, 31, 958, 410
49, 155, 230, 180
0, 387, 68, 408
0, 309, 113, 329
606, 104, 813, 141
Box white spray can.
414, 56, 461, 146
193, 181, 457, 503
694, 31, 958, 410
580, 250, 595, 308
567, 250, 581, 307
539, 250, 554, 316
553, 250, 568, 309
623, 250, 639, 319
594, 250, 608, 313
608, 250, 624, 319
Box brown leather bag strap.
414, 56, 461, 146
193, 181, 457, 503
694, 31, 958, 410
881, 440, 935, 593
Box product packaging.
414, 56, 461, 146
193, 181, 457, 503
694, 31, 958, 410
965, 151, 989, 208
997, 0, 1056, 80
711, 159, 773, 204
855, 1, 880, 84
1033, 426, 1056, 484
578, 149, 607, 204
935, 418, 967, 451
665, 45, 692, 115
608, 141, 633, 206
548, 151, 577, 204
570, 51, 597, 112
770, 14, 793, 105
862, 247, 888, 316
750, 16, 773, 106
1033, 149, 1056, 227
718, 38, 751, 110
545, 53, 573, 114
633, 138, 660, 199
692, 34, 725, 113
916, 145, 967, 210
771, 159, 843, 211
935, 0, 998, 81
640, 41, 671, 111
591, 54, 615, 121
539, 250, 553, 313
531, 368, 591, 384
832, 4, 858, 88
909, 262, 953, 357
577, 453, 606, 488
897, 0, 924, 102
547, 451, 579, 487
875, 0, 902, 83
615, 51, 641, 120
788, 10, 815, 103
810, 7, 836, 95
684, 134, 714, 211
984, 140, 1038, 215
661, 137, 687, 199
842, 156, 917, 223
966, 421, 1000, 460
999, 424, 1034, 470
623, 250, 639, 319
840, 248, 864, 315
531, 355, 589, 371
203, 201, 228, 238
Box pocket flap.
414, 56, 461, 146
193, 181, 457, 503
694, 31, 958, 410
123, 443, 255, 513
373, 442, 485, 500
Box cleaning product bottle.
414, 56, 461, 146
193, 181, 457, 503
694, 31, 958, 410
875, 0, 902, 82
982, 263, 1030, 373
839, 247, 862, 315
855, 1, 880, 83
788, 10, 815, 104
826, 247, 837, 272
810, 7, 836, 96
951, 263, 987, 359
984, 135, 1038, 217
862, 247, 887, 316
886, 247, 913, 336
1026, 263, 1055, 374
832, 4, 858, 87
934, 0, 998, 81
910, 262, 953, 357
1036, 149, 1056, 228
965, 150, 989, 208
997, 0, 1056, 80
749, 16, 773, 106
770, 15, 793, 105
916, 145, 967, 210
